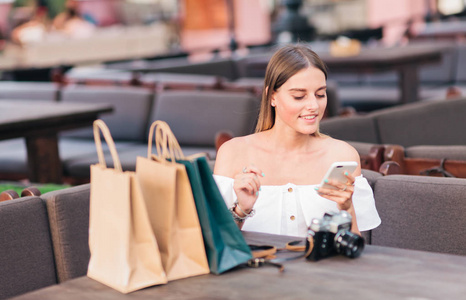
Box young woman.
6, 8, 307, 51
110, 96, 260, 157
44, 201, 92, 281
213, 44, 380, 237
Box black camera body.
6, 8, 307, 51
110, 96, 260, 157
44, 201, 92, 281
305, 211, 364, 261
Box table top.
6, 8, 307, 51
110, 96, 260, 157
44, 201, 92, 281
0, 24, 170, 71
245, 43, 448, 73
11, 231, 466, 300
0, 100, 112, 140
319, 45, 445, 71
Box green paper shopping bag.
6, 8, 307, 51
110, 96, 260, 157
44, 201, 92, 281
147, 120, 252, 274
177, 155, 253, 274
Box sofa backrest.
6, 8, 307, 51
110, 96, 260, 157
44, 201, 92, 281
0, 81, 59, 101
60, 85, 153, 141
41, 184, 91, 283
320, 114, 380, 144
149, 90, 260, 147
131, 57, 240, 81
64, 68, 134, 84
0, 197, 57, 300
370, 97, 466, 146
372, 175, 466, 255
455, 44, 466, 84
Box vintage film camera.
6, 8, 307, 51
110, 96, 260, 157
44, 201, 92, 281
305, 211, 364, 261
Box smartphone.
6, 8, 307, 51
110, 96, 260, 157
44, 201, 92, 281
318, 161, 358, 190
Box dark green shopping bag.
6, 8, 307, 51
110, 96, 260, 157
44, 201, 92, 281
178, 156, 252, 274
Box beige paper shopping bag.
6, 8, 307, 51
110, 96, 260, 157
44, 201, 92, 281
87, 120, 167, 293
136, 120, 209, 281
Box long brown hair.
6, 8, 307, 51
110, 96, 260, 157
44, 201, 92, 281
255, 44, 328, 135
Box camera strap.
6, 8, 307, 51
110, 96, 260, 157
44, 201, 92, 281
249, 244, 278, 259
247, 239, 312, 271
247, 244, 285, 272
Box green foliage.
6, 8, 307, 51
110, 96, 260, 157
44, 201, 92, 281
0, 182, 70, 195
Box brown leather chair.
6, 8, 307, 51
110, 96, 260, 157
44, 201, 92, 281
381, 144, 466, 178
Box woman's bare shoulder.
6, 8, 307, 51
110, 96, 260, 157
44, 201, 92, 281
218, 134, 251, 154
214, 134, 255, 176
321, 136, 360, 161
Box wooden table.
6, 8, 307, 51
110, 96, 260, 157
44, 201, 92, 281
245, 44, 446, 104
11, 231, 466, 299
0, 101, 112, 183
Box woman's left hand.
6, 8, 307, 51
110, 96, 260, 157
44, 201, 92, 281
315, 172, 356, 211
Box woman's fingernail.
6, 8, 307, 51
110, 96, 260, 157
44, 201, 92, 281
261, 172, 265, 177
344, 171, 349, 176
259, 187, 262, 191
324, 179, 329, 183
256, 191, 259, 196
314, 187, 319, 191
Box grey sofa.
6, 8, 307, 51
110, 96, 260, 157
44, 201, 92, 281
60, 87, 260, 181
0, 84, 260, 183
3, 169, 465, 299
371, 175, 466, 255
321, 96, 466, 147
0, 196, 58, 300
320, 96, 466, 171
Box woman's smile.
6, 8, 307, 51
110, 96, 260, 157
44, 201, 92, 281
299, 113, 318, 123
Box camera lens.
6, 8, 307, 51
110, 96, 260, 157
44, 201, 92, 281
334, 230, 365, 258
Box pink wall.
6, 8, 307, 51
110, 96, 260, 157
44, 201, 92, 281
367, 0, 437, 45
0, 2, 12, 36
234, 0, 271, 47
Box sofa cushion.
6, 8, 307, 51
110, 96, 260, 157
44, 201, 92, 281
0, 81, 59, 101
0, 197, 57, 299
42, 184, 91, 283
60, 85, 153, 141
63, 144, 216, 179
61, 140, 142, 178
0, 138, 137, 179
372, 175, 466, 255
0, 138, 28, 176
371, 97, 466, 147
149, 90, 260, 147
320, 114, 379, 144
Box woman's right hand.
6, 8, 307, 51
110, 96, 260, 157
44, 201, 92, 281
233, 165, 264, 215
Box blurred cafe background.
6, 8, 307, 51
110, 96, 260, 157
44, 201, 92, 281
1, 0, 466, 188
4, 3, 466, 300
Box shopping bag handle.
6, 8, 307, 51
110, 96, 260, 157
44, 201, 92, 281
93, 119, 123, 172
147, 120, 184, 162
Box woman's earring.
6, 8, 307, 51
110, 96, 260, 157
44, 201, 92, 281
271, 102, 276, 107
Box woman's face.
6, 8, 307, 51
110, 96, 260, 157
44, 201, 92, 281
271, 67, 327, 135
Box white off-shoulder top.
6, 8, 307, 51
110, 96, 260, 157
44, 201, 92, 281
213, 175, 381, 237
